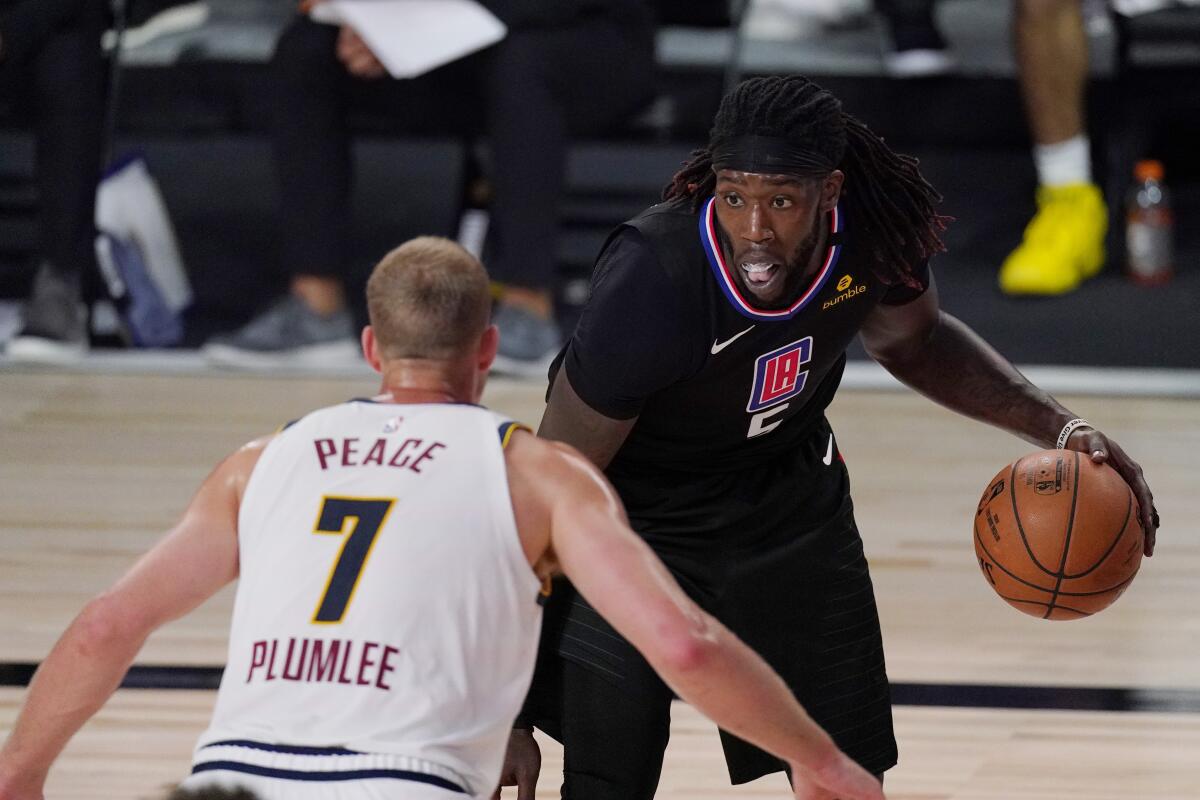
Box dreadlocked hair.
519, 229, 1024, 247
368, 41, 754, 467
663, 75, 949, 289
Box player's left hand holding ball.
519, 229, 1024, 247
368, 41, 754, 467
1064, 425, 1159, 556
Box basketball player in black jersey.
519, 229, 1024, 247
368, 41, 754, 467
496, 76, 1159, 799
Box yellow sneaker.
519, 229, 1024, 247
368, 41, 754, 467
998, 182, 1107, 295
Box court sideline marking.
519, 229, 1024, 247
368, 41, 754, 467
0, 662, 1197, 713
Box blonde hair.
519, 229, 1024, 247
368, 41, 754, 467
366, 236, 491, 360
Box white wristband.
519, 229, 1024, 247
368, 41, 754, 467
1056, 418, 1091, 449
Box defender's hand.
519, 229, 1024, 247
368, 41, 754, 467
1065, 427, 1159, 556
491, 728, 541, 800
790, 753, 885, 800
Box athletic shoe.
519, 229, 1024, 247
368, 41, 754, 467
882, 18, 955, 78
112, 1, 211, 50
999, 183, 1107, 296
5, 264, 89, 365
203, 295, 359, 369
490, 303, 562, 381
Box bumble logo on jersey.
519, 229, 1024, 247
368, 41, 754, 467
823, 275, 866, 310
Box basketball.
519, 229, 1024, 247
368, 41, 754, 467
974, 449, 1144, 620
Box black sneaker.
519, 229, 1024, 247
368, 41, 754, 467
5, 264, 89, 365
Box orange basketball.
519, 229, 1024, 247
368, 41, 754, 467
974, 449, 1143, 620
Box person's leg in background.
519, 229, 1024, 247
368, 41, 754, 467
482, 30, 567, 377
202, 14, 359, 368
999, 0, 1106, 295
484, 6, 656, 377
874, 0, 955, 77
1, 0, 107, 363
269, 17, 353, 326
203, 14, 484, 368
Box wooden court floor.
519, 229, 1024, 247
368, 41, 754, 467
1, 368, 1198, 798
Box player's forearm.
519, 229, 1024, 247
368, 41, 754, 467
651, 620, 843, 775
876, 311, 1076, 447
0, 599, 148, 784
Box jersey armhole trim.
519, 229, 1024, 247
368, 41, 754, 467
498, 421, 531, 450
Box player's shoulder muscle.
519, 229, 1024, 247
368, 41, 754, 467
505, 432, 612, 523
205, 433, 275, 506
503, 430, 567, 568
504, 429, 587, 498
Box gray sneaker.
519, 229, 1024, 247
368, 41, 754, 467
5, 263, 88, 365
203, 295, 359, 369
490, 303, 563, 380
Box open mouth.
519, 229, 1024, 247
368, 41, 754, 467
741, 261, 780, 288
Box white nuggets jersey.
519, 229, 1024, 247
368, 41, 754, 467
187, 401, 543, 799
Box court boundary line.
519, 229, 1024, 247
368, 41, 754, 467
1, 662, 1197, 712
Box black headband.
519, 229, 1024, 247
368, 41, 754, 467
710, 134, 836, 176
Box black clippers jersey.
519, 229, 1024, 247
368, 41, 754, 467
554, 196, 928, 476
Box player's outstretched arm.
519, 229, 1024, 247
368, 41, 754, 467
0, 439, 267, 800
505, 433, 884, 800
859, 271, 1157, 553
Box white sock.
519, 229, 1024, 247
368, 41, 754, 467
1033, 135, 1092, 187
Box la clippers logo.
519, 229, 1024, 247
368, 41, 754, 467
746, 337, 813, 413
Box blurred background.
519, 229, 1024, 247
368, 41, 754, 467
0, 0, 1197, 372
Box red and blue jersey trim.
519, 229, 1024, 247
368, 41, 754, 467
698, 196, 844, 321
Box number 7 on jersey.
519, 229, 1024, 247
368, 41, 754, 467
312, 497, 395, 624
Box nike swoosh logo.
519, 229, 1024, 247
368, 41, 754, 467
822, 434, 834, 466
710, 325, 755, 355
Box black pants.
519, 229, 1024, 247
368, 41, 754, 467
0, 0, 107, 284
270, 13, 655, 290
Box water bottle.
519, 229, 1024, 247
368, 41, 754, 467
1125, 159, 1174, 285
